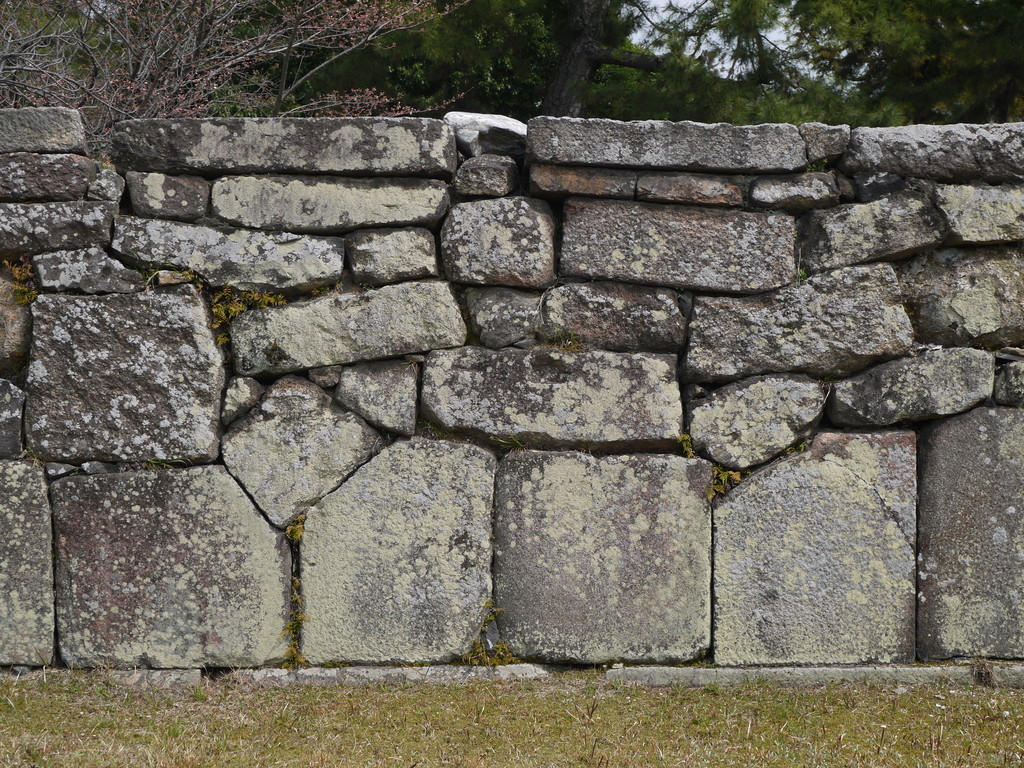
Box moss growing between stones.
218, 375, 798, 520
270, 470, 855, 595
2, 256, 38, 305
459, 603, 521, 667
282, 577, 307, 670
209, 284, 287, 346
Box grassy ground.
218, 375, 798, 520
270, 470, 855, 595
1, 669, 1023, 767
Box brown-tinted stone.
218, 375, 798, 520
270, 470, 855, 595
635, 172, 744, 206
0, 153, 95, 202
125, 172, 209, 221
528, 165, 636, 199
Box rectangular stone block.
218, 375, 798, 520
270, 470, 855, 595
0, 202, 115, 257
528, 165, 637, 198
0, 153, 96, 202
636, 171, 744, 206
0, 107, 86, 154
935, 184, 1024, 245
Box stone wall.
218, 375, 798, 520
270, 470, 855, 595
2, 106, 1024, 670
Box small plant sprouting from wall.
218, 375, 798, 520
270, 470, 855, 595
706, 465, 743, 501
2, 256, 39, 304
210, 285, 287, 346
283, 576, 308, 670
461, 602, 520, 666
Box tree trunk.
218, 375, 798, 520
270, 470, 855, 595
540, 0, 610, 117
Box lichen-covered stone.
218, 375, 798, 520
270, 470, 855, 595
527, 117, 808, 173
538, 282, 686, 352
799, 192, 945, 274
222, 377, 380, 528
828, 348, 994, 426
715, 431, 917, 666
0, 153, 95, 202
918, 408, 1024, 659
112, 217, 345, 293
52, 466, 291, 668
561, 198, 795, 293
465, 287, 540, 348
994, 362, 1024, 406
86, 169, 125, 202
221, 376, 264, 425
636, 172, 744, 206
231, 281, 466, 376
799, 123, 850, 163
25, 287, 224, 462
113, 117, 457, 178
125, 172, 208, 221
345, 228, 439, 286
32, 248, 144, 294
685, 264, 914, 383
334, 360, 418, 436
0, 271, 31, 376
440, 197, 555, 287
0, 202, 115, 257
0, 461, 53, 666
0, 107, 86, 154
454, 155, 518, 197
443, 112, 526, 157
211, 176, 450, 233
749, 173, 839, 213
529, 165, 637, 199
687, 375, 825, 469
896, 247, 1024, 347
0, 379, 24, 458
302, 439, 495, 664
935, 184, 1024, 245
494, 451, 712, 663
421, 346, 683, 450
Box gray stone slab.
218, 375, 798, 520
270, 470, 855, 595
0, 379, 25, 458
346, 228, 440, 286
86, 169, 125, 202
444, 112, 526, 158
0, 202, 115, 257
995, 362, 1024, 406
106, 669, 203, 688
0, 271, 31, 376
636, 172, 744, 206
465, 288, 540, 348
529, 165, 637, 199
991, 665, 1024, 688
125, 172, 208, 221
749, 173, 839, 213
935, 184, 1024, 245
799, 123, 850, 163
608, 665, 974, 688
454, 155, 518, 197
231, 663, 551, 687
0, 153, 95, 202
334, 359, 418, 436
0, 108, 87, 154
32, 248, 144, 294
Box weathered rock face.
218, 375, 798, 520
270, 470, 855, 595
222, 377, 380, 528
0, 461, 53, 665
0, 271, 31, 375
685, 264, 915, 383
528, 117, 808, 173
221, 376, 264, 426
749, 173, 839, 213
25, 287, 224, 462
440, 197, 555, 287
465, 287, 540, 348
853, 171, 907, 202
529, 165, 637, 199
714, 431, 917, 666
443, 112, 527, 157
827, 348, 994, 426
302, 439, 495, 664
125, 172, 209, 220
421, 346, 683, 450
494, 451, 712, 663
840, 123, 1024, 182
0, 379, 24, 458
798, 192, 946, 274
896, 247, 1024, 347
635, 172, 744, 206
994, 362, 1024, 407
0, 202, 115, 256
687, 375, 825, 469
934, 184, 1024, 245
0, 107, 86, 154
52, 466, 291, 668
561, 198, 795, 293
538, 282, 687, 352
918, 408, 1024, 659
453, 155, 518, 197
231, 281, 466, 376
210, 176, 450, 233
0, 153, 95, 202
87, 169, 125, 202
112, 217, 345, 293
345, 228, 440, 286
334, 360, 418, 436
799, 123, 850, 163
32, 248, 144, 294
113, 117, 457, 178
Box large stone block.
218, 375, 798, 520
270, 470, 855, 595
561, 198, 795, 293
0, 202, 115, 257
685, 264, 914, 383
421, 346, 683, 450
494, 451, 712, 663
919, 408, 1024, 659
0, 270, 31, 376
302, 439, 495, 664
0, 107, 86, 154
714, 431, 917, 666
935, 184, 1024, 245
0, 379, 24, 458
529, 165, 637, 199
635, 172, 744, 206
53, 466, 291, 668
346, 228, 440, 286
749, 172, 839, 213
231, 281, 466, 376
113, 117, 457, 178
0, 153, 95, 202
334, 360, 418, 436
25, 288, 224, 462
527, 117, 807, 173
210, 176, 449, 233
0, 461, 54, 665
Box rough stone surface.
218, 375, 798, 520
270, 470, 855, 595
0, 379, 24, 458
714, 431, 917, 666
443, 112, 527, 157
0, 271, 31, 375
0, 461, 53, 665
232, 663, 550, 687
529, 165, 637, 199
495, 451, 712, 664
231, 281, 466, 376
454, 155, 518, 197
896, 247, 1024, 347
113, 117, 457, 178
828, 348, 994, 426
854, 171, 907, 202
0, 202, 115, 256
221, 376, 264, 425
125, 172, 208, 221
334, 359, 418, 436
0, 153, 95, 202
527, 117, 808, 173
308, 365, 342, 389
421, 346, 683, 450
211, 176, 450, 233
608, 665, 973, 688
994, 362, 1024, 406
840, 123, 1024, 182
223, 377, 380, 528
636, 172, 744, 206
107, 669, 202, 689
749, 173, 839, 213
32, 248, 145, 294
561, 198, 795, 293
991, 665, 1024, 688
345, 228, 440, 286
44, 463, 76, 480
799, 123, 851, 163
25, 288, 224, 462
86, 169, 126, 202
0, 107, 86, 154
80, 461, 116, 474
465, 288, 540, 349
440, 197, 555, 287
685, 264, 914, 383
935, 184, 1024, 245
302, 439, 496, 664
53, 466, 291, 668
799, 192, 946, 274
687, 375, 825, 469
112, 217, 345, 293
918, 408, 1024, 660
538, 282, 687, 352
